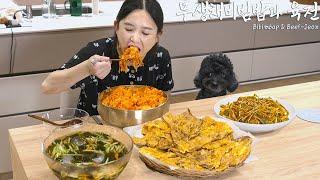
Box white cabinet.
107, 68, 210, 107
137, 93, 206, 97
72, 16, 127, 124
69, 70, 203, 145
225, 51, 253, 82
251, 42, 320, 80
13, 28, 113, 73
0, 73, 60, 116
171, 56, 204, 92
254, 16, 320, 48
162, 19, 256, 57
0, 36, 11, 74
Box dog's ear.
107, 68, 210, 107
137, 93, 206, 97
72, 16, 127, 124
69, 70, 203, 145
227, 74, 238, 92
194, 73, 203, 88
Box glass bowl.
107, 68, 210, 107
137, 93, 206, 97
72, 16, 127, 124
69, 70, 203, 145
42, 123, 133, 179
39, 108, 90, 132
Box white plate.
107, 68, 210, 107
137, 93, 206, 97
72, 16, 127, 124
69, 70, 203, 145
213, 95, 296, 133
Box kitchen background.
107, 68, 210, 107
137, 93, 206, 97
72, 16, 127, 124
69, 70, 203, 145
1, 0, 320, 179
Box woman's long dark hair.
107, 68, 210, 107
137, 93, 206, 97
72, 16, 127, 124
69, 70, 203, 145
116, 0, 164, 33
114, 0, 164, 57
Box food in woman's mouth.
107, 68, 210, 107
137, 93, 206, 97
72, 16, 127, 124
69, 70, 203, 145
119, 46, 143, 73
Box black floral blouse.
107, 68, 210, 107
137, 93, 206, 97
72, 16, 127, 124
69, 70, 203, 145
61, 37, 174, 115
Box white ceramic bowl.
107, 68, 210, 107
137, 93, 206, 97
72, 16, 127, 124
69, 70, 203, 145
213, 95, 296, 133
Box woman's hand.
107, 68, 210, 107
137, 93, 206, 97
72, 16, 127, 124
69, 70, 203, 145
42, 55, 112, 94
88, 55, 111, 79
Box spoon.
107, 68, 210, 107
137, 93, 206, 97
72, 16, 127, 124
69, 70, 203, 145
28, 114, 83, 127
109, 59, 120, 61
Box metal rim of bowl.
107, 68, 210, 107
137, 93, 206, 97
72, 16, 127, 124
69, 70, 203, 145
42, 123, 133, 168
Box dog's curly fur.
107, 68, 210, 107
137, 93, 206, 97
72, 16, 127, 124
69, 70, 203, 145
194, 53, 238, 100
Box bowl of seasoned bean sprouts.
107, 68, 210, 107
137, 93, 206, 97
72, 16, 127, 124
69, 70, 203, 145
214, 94, 296, 133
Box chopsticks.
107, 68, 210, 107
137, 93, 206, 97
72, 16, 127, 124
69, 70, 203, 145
102, 52, 120, 62
109, 59, 120, 61
91, 58, 120, 65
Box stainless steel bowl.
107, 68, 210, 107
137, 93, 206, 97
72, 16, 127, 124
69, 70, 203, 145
97, 85, 170, 128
